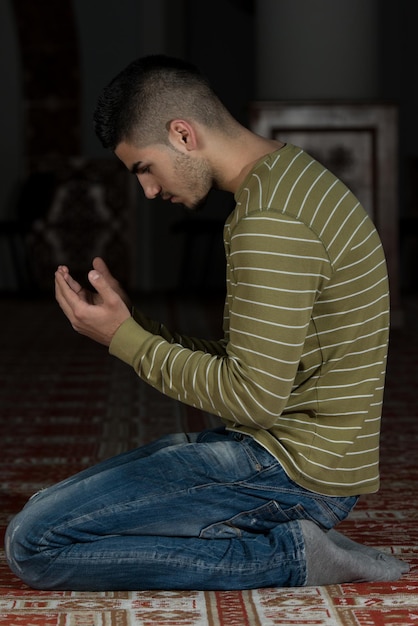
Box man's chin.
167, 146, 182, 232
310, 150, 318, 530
186, 194, 209, 212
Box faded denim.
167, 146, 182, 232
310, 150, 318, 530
5, 428, 357, 590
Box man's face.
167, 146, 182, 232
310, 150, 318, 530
115, 140, 213, 210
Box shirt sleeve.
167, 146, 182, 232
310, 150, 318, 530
109, 212, 332, 426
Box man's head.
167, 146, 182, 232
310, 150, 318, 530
93, 54, 261, 209
93, 54, 233, 151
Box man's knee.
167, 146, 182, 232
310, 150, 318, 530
5, 510, 54, 590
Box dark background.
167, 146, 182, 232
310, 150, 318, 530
0, 0, 416, 299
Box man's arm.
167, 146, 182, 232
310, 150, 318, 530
109, 216, 330, 425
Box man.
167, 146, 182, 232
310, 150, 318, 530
5, 55, 409, 590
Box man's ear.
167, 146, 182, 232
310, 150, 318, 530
167, 119, 198, 152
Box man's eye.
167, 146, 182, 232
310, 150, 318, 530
139, 166, 150, 175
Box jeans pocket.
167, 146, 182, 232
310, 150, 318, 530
200, 500, 305, 538
282, 495, 358, 530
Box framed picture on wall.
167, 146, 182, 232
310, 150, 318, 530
249, 101, 401, 325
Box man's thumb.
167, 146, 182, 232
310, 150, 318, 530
88, 270, 104, 289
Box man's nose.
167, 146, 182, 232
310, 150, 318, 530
140, 178, 160, 200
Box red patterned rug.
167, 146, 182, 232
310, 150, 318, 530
1, 294, 417, 626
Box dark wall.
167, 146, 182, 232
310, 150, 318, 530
1, 0, 417, 294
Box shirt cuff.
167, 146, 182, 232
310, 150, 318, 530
109, 316, 152, 366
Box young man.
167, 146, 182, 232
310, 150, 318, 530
5, 55, 409, 590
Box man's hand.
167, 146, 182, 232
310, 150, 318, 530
55, 257, 131, 346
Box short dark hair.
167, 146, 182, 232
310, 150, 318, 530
93, 54, 231, 150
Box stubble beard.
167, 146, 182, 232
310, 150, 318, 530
173, 152, 214, 212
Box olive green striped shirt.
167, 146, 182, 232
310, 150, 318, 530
110, 143, 389, 496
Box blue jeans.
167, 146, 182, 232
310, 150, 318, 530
5, 428, 357, 590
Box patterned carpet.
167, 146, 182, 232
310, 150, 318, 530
0, 293, 417, 625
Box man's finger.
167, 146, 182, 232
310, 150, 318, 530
92, 257, 111, 278
64, 273, 83, 294
87, 270, 120, 306
55, 271, 85, 310
55, 272, 79, 324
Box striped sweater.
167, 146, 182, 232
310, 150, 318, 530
110, 143, 390, 496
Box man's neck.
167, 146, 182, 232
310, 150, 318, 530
218, 130, 284, 194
